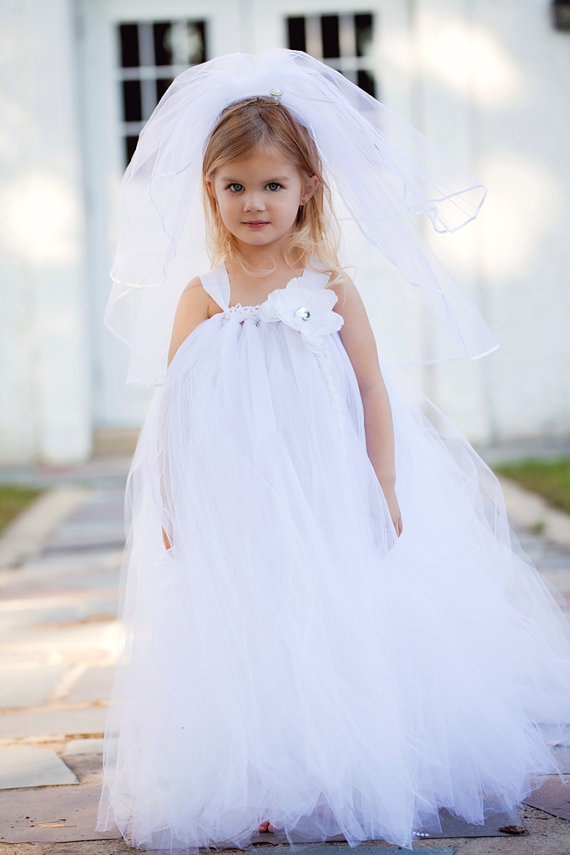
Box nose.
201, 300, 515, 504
243, 191, 265, 212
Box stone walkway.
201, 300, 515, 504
0, 462, 126, 850
0, 460, 569, 854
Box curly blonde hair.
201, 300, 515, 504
202, 97, 342, 278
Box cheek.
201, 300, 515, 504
217, 199, 244, 233
216, 196, 235, 220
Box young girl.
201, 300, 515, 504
98, 50, 570, 852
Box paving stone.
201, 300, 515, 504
541, 569, 570, 595
0, 705, 107, 740
254, 849, 454, 855
7, 550, 119, 575
67, 667, 114, 704
422, 807, 524, 838
0, 597, 118, 635
8, 568, 120, 593
44, 538, 125, 556
0, 487, 87, 570
550, 744, 570, 774
0, 664, 69, 709
84, 597, 119, 619
64, 737, 104, 756
1, 619, 122, 662
0, 746, 77, 789
0, 603, 85, 633
0, 563, 120, 598
0, 772, 517, 847
50, 518, 123, 535
0, 781, 119, 843
253, 807, 520, 844
61, 751, 103, 785
524, 775, 570, 821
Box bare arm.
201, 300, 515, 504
331, 276, 403, 536
168, 277, 212, 364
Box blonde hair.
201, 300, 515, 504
202, 97, 342, 278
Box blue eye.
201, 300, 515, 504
266, 182, 281, 191
228, 183, 243, 192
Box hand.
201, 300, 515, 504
383, 487, 403, 537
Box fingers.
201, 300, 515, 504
162, 527, 172, 550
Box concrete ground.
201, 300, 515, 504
0, 458, 569, 855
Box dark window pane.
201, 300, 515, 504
179, 21, 207, 65
122, 80, 142, 122
154, 20, 207, 67
156, 77, 173, 101
120, 24, 140, 68
357, 69, 376, 97
153, 21, 172, 65
287, 17, 306, 52
321, 15, 340, 59
125, 135, 139, 165
355, 14, 374, 58
193, 21, 207, 63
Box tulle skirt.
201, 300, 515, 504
97, 316, 570, 852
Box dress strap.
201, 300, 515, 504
198, 266, 230, 311
300, 266, 331, 290
199, 264, 329, 308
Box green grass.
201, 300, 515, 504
495, 457, 570, 515
0, 485, 43, 534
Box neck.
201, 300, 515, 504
229, 244, 293, 277
237, 244, 281, 268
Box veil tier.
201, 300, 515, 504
106, 48, 497, 385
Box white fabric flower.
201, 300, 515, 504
260, 279, 343, 343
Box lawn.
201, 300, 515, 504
0, 484, 44, 534
495, 458, 570, 515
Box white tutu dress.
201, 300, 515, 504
98, 263, 570, 852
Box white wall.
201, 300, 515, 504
0, 0, 92, 464
402, 0, 570, 444
473, 0, 570, 442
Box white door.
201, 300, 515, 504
78, 0, 243, 429
78, 0, 410, 430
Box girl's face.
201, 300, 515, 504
206, 149, 318, 256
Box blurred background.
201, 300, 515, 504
1, 0, 569, 466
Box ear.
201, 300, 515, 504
300, 174, 319, 205
205, 176, 217, 200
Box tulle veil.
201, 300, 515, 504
105, 48, 497, 386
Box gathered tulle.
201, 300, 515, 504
98, 271, 570, 853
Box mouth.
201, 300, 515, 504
243, 221, 270, 228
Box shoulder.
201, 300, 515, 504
168, 276, 214, 364
177, 276, 211, 310
177, 275, 226, 318
326, 271, 360, 314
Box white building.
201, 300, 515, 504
1, 0, 569, 464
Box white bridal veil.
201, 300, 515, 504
106, 48, 497, 385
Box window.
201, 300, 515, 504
116, 19, 208, 164
287, 12, 376, 96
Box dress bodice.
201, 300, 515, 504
195, 264, 345, 350
198, 265, 332, 322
